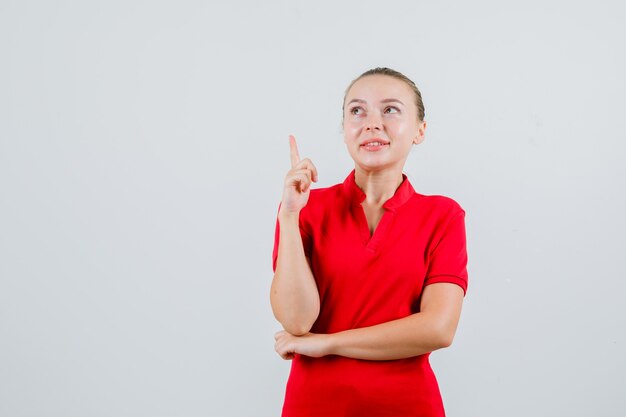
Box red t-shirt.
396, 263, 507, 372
272, 170, 468, 417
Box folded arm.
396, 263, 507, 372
274, 282, 464, 360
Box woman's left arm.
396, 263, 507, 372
274, 282, 464, 361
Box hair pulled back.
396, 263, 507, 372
343, 67, 425, 122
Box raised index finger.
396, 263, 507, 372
289, 135, 300, 168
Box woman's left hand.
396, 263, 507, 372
274, 330, 331, 360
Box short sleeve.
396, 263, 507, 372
424, 210, 469, 295
271, 204, 313, 272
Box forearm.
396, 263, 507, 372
270, 212, 320, 335
274, 284, 464, 361
324, 284, 464, 360
326, 311, 455, 360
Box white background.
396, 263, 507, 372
1, 1, 625, 416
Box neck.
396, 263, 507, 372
354, 166, 404, 205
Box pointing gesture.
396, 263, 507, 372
290, 135, 301, 169
281, 135, 318, 216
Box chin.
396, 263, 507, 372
354, 154, 407, 172
354, 160, 395, 173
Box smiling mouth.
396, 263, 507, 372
360, 141, 389, 152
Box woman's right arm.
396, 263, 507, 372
270, 136, 320, 336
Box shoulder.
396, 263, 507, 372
299, 181, 345, 220
308, 181, 344, 200
308, 182, 344, 206
403, 192, 466, 235
410, 192, 465, 217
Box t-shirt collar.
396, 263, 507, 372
342, 169, 415, 210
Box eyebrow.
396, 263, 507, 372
347, 98, 405, 106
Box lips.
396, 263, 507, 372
360, 138, 390, 151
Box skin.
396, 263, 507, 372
270, 136, 320, 335
271, 74, 465, 361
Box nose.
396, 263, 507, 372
365, 112, 383, 131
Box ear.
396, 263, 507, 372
413, 120, 427, 145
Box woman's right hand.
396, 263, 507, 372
280, 135, 318, 216
272, 135, 321, 335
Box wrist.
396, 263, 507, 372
323, 332, 338, 356
278, 209, 300, 223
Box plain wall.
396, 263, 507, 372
1, 1, 625, 416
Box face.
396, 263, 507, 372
343, 75, 426, 172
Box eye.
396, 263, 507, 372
350, 106, 364, 116
384, 106, 400, 114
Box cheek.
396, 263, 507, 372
343, 124, 361, 143
389, 120, 416, 138
386, 118, 406, 132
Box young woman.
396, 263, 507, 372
271, 67, 468, 416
